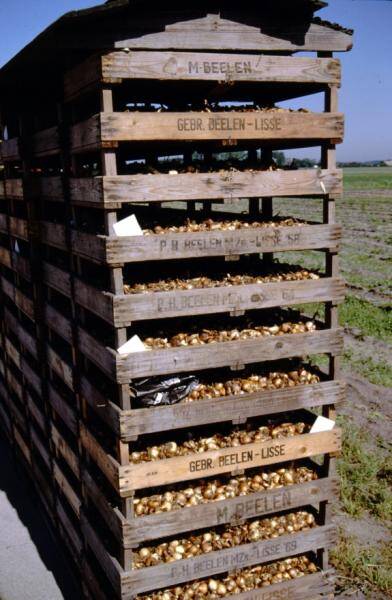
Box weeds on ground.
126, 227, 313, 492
337, 416, 392, 521
339, 296, 392, 342
342, 351, 392, 387
331, 536, 392, 598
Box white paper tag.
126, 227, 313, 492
117, 335, 148, 355
113, 215, 143, 237
310, 415, 335, 434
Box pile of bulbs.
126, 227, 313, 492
124, 269, 319, 295
134, 511, 316, 568
134, 466, 317, 516
143, 217, 303, 236
130, 421, 307, 464
138, 555, 318, 598
185, 368, 320, 402
143, 321, 316, 350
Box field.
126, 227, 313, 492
275, 167, 392, 599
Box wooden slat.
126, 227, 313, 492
74, 224, 341, 265
74, 280, 114, 324
0, 399, 12, 437
116, 328, 343, 381
56, 498, 83, 558
13, 425, 31, 465
70, 168, 343, 207
11, 253, 32, 281
114, 277, 345, 325
0, 178, 23, 199
79, 424, 121, 491
120, 380, 345, 439
44, 304, 73, 343
9, 217, 28, 240
0, 213, 7, 233
0, 247, 12, 269
6, 368, 24, 401
51, 424, 80, 478
126, 475, 338, 546
5, 337, 21, 369
78, 328, 117, 379
121, 429, 341, 493
40, 222, 67, 251
47, 346, 74, 390
21, 358, 42, 395
80, 376, 121, 437
42, 262, 72, 297
102, 51, 341, 83
48, 384, 78, 435
30, 426, 51, 469
113, 15, 353, 52
71, 111, 344, 150
1, 278, 35, 319
26, 392, 46, 433
122, 526, 337, 596
4, 308, 38, 359
31, 126, 60, 157
53, 462, 81, 517
0, 138, 20, 161
38, 176, 63, 200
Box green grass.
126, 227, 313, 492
342, 351, 392, 387
331, 536, 392, 597
343, 166, 392, 190
339, 296, 392, 343
337, 417, 392, 521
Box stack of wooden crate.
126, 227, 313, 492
0, 1, 353, 598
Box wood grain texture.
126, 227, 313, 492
14, 425, 32, 465
47, 345, 74, 390
1, 277, 34, 319
121, 526, 337, 595
101, 224, 341, 265
0, 178, 23, 199
116, 328, 343, 381
70, 169, 343, 207
48, 384, 78, 435
124, 476, 338, 546
30, 426, 51, 470
53, 462, 81, 517
0, 138, 20, 161
26, 392, 46, 433
102, 51, 341, 84
31, 126, 60, 157
80, 376, 121, 436
120, 429, 341, 493
42, 262, 72, 297
40, 222, 67, 251
51, 424, 80, 478
71, 111, 343, 150
9, 217, 29, 240
75, 280, 114, 323
113, 15, 352, 52
114, 277, 345, 325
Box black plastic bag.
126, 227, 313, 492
131, 375, 199, 407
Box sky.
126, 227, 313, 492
0, 0, 391, 162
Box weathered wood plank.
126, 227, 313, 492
120, 380, 345, 439
48, 384, 78, 435
125, 476, 338, 546
0, 247, 12, 269
31, 126, 60, 157
102, 51, 341, 84
30, 426, 51, 469
83, 468, 124, 541
38, 176, 63, 200
44, 304, 73, 343
0, 213, 7, 233
53, 462, 81, 517
14, 425, 32, 465
21, 357, 42, 395
9, 216, 29, 240
91, 224, 341, 265
0, 178, 23, 199
47, 345, 74, 390
120, 429, 341, 493
40, 222, 67, 251
1, 278, 34, 319
5, 337, 21, 369
79, 424, 120, 491
116, 328, 343, 381
11, 253, 32, 281
0, 138, 20, 161
70, 168, 343, 207
113, 16, 353, 52
114, 277, 345, 325
78, 328, 117, 379
51, 424, 80, 478
4, 308, 38, 359
42, 262, 72, 297
0, 399, 12, 437
56, 498, 83, 559
80, 376, 121, 436
71, 111, 343, 150
74, 280, 114, 324
26, 392, 46, 433
121, 526, 337, 595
